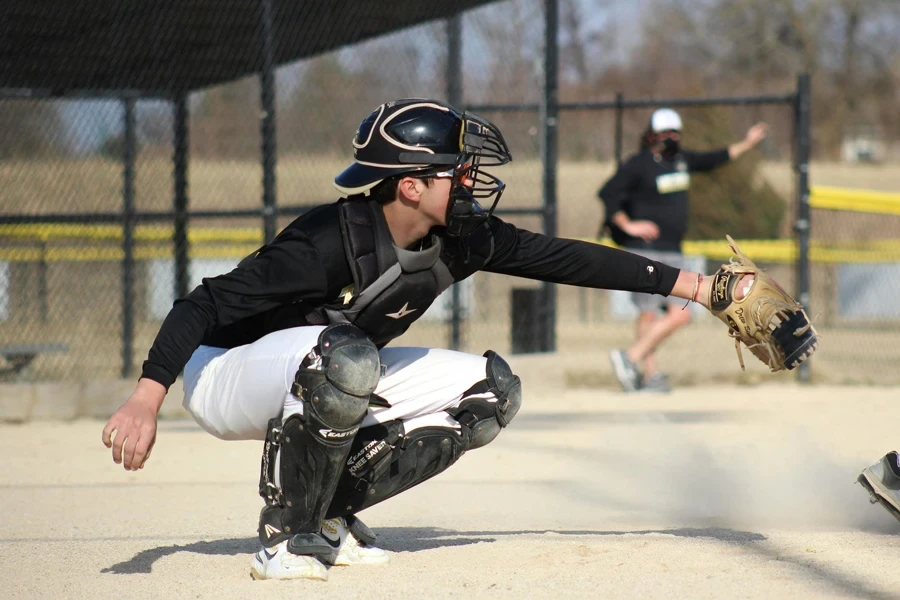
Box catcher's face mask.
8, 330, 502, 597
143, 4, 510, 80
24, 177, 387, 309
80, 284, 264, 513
441, 113, 511, 239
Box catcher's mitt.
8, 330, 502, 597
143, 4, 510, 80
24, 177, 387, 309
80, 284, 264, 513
709, 235, 818, 372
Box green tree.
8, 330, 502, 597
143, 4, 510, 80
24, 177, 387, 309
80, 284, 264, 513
681, 109, 786, 240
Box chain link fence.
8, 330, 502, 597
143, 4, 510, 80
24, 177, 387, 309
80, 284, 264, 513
2, 0, 899, 386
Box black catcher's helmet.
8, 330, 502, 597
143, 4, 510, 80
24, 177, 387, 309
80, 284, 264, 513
334, 99, 512, 238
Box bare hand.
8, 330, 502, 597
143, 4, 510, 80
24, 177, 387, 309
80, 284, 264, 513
102, 379, 166, 471
622, 220, 660, 243
745, 122, 768, 146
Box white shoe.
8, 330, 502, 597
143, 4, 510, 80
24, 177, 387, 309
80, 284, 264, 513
320, 517, 390, 566
858, 451, 900, 523
250, 540, 329, 581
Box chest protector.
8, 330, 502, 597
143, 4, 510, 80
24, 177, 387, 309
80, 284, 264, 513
310, 198, 492, 346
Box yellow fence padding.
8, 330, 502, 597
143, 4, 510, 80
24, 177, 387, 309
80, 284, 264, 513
2, 185, 898, 263
810, 186, 900, 216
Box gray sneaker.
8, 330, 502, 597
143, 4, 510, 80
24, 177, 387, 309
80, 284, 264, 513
858, 451, 900, 523
641, 372, 671, 393
609, 349, 642, 392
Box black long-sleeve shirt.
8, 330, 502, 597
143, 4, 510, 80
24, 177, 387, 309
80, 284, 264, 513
142, 202, 680, 389
598, 148, 730, 251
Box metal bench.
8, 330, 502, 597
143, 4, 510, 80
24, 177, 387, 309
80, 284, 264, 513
0, 343, 70, 376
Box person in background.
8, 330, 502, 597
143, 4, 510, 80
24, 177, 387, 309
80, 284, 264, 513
600, 108, 768, 393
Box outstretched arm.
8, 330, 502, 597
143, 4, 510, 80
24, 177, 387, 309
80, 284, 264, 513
728, 122, 768, 160
484, 220, 680, 295
484, 219, 720, 307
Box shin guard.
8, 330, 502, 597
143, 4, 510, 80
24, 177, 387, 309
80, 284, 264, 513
326, 350, 522, 518
257, 324, 380, 550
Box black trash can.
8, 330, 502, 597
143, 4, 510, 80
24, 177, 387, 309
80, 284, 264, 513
511, 288, 546, 354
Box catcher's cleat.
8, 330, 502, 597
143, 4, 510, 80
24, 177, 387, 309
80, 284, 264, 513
857, 451, 900, 524
250, 540, 329, 581
320, 516, 390, 566
609, 349, 642, 392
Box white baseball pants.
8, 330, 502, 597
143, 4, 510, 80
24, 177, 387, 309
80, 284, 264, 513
182, 326, 494, 441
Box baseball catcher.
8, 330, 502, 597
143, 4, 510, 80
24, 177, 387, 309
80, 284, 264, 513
102, 99, 819, 582
708, 235, 818, 372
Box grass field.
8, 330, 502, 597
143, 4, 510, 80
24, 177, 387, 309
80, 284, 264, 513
3, 155, 900, 238
5, 155, 900, 215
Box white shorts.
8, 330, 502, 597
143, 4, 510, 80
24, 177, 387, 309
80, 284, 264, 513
182, 326, 494, 441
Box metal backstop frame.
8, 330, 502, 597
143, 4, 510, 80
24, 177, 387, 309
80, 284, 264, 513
1, 0, 813, 382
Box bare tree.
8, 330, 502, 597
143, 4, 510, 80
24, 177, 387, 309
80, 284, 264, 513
620, 0, 900, 157
190, 76, 261, 160
468, 0, 544, 105
0, 101, 65, 159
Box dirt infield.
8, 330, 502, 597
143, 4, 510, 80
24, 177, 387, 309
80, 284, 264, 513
3, 364, 900, 599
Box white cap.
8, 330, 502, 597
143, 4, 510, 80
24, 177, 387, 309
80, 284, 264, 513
651, 108, 682, 133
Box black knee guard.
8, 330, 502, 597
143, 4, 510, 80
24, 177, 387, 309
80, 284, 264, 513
324, 351, 522, 518
257, 324, 380, 549
448, 350, 522, 450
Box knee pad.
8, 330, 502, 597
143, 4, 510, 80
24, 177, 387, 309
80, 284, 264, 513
291, 323, 381, 436
448, 350, 522, 450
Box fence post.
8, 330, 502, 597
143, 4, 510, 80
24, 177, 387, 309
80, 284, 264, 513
614, 91, 624, 166
259, 0, 277, 244
794, 73, 812, 383
447, 14, 463, 352
39, 238, 48, 322
541, 0, 559, 352
121, 97, 137, 379
173, 95, 190, 300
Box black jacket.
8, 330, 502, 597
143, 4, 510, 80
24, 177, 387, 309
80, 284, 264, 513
599, 148, 730, 251
142, 199, 681, 389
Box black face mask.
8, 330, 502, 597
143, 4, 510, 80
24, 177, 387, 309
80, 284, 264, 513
444, 158, 506, 241
446, 185, 498, 239
661, 138, 680, 157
